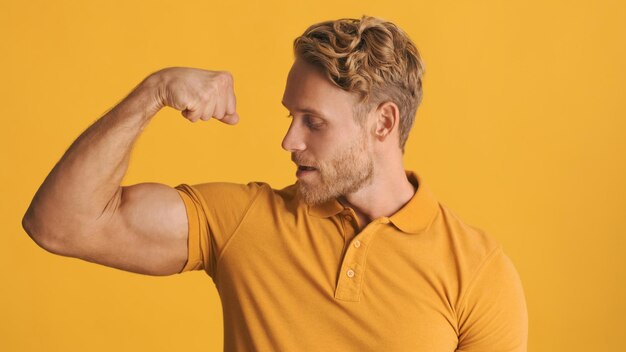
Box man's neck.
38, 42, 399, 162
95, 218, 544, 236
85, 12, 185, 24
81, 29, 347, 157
338, 164, 416, 229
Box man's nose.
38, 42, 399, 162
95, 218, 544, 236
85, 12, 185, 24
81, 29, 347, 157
281, 121, 306, 152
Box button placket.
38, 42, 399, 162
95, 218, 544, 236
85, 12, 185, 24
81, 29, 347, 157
340, 210, 357, 242
341, 209, 362, 231
335, 224, 379, 302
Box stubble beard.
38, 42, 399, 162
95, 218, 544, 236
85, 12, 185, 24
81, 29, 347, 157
297, 135, 374, 206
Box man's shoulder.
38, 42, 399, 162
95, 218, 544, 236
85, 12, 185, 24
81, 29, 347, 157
434, 202, 504, 271
176, 180, 300, 206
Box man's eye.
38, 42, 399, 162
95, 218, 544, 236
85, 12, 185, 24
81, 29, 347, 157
304, 116, 323, 130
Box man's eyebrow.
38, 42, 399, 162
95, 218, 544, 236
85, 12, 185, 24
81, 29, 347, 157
281, 101, 326, 117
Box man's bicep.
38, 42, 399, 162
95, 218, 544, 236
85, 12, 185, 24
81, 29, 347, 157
68, 183, 190, 276
456, 248, 528, 352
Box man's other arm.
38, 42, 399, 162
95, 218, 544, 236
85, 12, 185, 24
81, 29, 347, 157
456, 247, 528, 352
22, 67, 239, 276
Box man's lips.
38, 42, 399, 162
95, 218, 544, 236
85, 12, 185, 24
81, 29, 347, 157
298, 165, 317, 171
296, 164, 318, 178
291, 154, 316, 170
292, 154, 317, 175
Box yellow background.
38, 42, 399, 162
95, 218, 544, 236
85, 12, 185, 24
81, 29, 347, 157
1, 0, 624, 351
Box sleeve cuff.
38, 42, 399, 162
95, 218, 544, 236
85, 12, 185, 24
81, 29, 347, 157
174, 185, 205, 273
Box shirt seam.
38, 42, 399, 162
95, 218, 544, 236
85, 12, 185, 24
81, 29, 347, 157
213, 183, 266, 277
454, 244, 503, 330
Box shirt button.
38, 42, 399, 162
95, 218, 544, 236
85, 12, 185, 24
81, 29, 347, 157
344, 215, 353, 222
346, 269, 355, 278
353, 240, 361, 248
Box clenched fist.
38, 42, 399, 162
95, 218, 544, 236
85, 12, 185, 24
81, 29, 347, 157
148, 67, 239, 124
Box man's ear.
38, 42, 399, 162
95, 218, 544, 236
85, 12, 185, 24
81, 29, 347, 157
375, 101, 400, 141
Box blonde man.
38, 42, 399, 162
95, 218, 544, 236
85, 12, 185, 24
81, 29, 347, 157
23, 16, 528, 351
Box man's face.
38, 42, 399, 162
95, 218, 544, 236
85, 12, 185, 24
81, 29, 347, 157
281, 59, 375, 205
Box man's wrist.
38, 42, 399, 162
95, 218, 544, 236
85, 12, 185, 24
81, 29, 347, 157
137, 72, 166, 118
109, 73, 164, 128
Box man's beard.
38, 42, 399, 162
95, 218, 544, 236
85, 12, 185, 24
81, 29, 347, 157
294, 133, 374, 206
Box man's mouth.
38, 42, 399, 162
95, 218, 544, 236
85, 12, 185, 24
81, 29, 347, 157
296, 164, 318, 178
298, 165, 317, 171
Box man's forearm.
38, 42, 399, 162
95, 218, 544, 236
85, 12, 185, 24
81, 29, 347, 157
23, 74, 163, 246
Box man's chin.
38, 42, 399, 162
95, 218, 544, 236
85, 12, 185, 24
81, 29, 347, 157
297, 183, 335, 206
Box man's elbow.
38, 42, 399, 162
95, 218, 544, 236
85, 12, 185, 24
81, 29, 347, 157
22, 207, 71, 256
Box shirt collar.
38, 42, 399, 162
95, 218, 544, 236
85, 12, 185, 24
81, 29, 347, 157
306, 170, 439, 234
389, 171, 439, 234
306, 193, 345, 218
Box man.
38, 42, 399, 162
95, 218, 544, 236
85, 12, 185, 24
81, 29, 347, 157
23, 16, 528, 351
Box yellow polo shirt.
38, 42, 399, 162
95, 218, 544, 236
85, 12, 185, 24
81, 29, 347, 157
174, 171, 528, 351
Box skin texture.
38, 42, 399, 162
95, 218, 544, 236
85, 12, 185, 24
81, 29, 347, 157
22, 60, 416, 275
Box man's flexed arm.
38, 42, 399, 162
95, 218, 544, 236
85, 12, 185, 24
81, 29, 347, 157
22, 67, 238, 275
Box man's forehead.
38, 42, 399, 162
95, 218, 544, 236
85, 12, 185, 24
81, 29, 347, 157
283, 61, 329, 97
282, 60, 358, 118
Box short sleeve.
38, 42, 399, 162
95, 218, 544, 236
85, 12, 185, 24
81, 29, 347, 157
456, 247, 528, 352
174, 182, 263, 278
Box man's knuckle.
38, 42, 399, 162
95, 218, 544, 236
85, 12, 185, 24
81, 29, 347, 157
205, 83, 217, 96
216, 71, 232, 85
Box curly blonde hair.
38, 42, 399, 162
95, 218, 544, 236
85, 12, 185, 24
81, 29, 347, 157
293, 16, 425, 152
